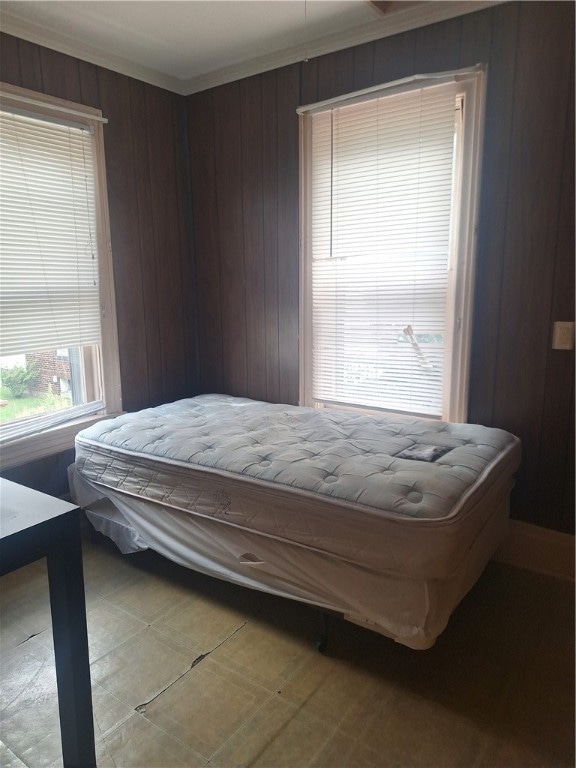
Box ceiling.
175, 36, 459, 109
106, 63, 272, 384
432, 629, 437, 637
0, 1, 501, 95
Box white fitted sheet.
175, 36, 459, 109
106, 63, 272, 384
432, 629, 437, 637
72, 395, 521, 648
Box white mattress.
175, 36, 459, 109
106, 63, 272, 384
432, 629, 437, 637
74, 395, 520, 581
73, 395, 522, 647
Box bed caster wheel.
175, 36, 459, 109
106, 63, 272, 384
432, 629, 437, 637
316, 635, 327, 653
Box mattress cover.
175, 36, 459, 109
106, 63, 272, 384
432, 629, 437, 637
74, 394, 521, 578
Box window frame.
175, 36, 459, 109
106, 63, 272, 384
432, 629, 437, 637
0, 82, 122, 468
298, 66, 486, 422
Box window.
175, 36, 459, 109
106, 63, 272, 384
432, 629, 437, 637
299, 67, 485, 421
0, 83, 121, 467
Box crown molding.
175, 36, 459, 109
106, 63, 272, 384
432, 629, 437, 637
183, 1, 502, 94
1, 1, 504, 97
0, 13, 183, 93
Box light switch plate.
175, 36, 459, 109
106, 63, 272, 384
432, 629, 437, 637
552, 321, 575, 350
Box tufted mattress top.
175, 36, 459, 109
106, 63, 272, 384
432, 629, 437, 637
74, 394, 521, 577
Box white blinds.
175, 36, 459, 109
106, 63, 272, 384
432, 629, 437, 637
0, 109, 101, 356
308, 82, 458, 417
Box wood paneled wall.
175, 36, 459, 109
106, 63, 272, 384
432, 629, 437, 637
0, 2, 573, 534
187, 67, 300, 403
187, 2, 575, 533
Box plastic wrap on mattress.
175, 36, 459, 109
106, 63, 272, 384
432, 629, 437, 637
71, 394, 521, 648
73, 395, 521, 579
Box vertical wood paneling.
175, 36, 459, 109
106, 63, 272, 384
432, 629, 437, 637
213, 82, 248, 396
414, 17, 462, 71
128, 79, 159, 406
300, 57, 319, 107
146, 85, 189, 405
0, 34, 22, 85
175, 98, 198, 397
456, 4, 495, 422
317, 48, 355, 102
468, 1, 520, 427
459, 8, 493, 67
78, 60, 100, 108
261, 70, 281, 402
352, 42, 375, 92
240, 76, 267, 401
457, 7, 495, 411
372, 30, 416, 85
97, 68, 149, 412
535, 43, 575, 530
276, 64, 300, 405
0, 449, 75, 498
188, 91, 224, 394
492, 2, 573, 523
167, 91, 195, 400
39, 47, 81, 102
17, 37, 42, 91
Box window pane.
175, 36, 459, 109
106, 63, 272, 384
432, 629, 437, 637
0, 111, 101, 356
0, 346, 102, 427
0, 84, 121, 465
307, 82, 458, 418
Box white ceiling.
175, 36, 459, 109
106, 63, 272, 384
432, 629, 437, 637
0, 1, 501, 95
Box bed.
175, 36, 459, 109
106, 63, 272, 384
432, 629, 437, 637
70, 394, 521, 650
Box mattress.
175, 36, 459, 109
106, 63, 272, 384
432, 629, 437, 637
72, 394, 521, 648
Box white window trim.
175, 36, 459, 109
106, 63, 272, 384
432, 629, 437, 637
0, 82, 122, 469
442, 73, 487, 422
298, 66, 486, 423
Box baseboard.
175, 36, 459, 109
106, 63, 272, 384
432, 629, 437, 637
493, 519, 575, 581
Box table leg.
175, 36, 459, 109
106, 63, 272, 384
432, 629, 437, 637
46, 512, 96, 768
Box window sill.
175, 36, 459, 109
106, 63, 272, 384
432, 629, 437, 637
0, 412, 121, 469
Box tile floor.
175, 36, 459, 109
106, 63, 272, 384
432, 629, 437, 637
0, 525, 573, 768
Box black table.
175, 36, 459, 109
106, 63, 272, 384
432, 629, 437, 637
0, 478, 96, 767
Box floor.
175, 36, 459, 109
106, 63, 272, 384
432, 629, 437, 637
0, 526, 573, 768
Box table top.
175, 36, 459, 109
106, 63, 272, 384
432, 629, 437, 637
0, 478, 79, 539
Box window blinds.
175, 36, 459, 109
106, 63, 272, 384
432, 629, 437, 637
307, 82, 458, 417
0, 109, 101, 356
